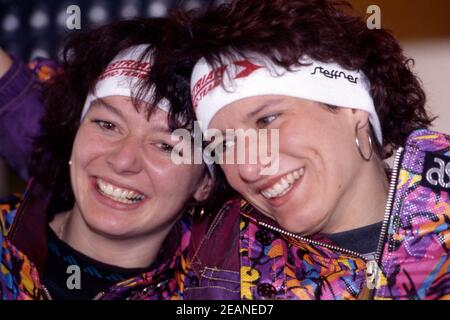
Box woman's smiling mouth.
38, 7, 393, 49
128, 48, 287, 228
96, 177, 145, 204
260, 168, 305, 199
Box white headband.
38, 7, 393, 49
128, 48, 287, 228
191, 55, 382, 144
81, 44, 169, 120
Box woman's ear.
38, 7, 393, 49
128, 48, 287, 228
193, 172, 214, 203
350, 109, 370, 130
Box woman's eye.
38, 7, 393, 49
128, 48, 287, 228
257, 114, 279, 127
222, 139, 235, 152
212, 139, 235, 156
92, 120, 116, 131
157, 143, 174, 153
207, 139, 234, 159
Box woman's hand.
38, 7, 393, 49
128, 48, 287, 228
0, 48, 13, 78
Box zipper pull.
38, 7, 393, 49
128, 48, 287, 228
358, 260, 382, 300
366, 259, 382, 290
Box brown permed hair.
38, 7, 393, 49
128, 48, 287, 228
150, 0, 434, 160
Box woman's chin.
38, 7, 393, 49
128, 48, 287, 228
93, 225, 135, 239
81, 214, 136, 239
274, 210, 325, 235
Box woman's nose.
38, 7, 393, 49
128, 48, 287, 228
106, 138, 142, 175
237, 161, 265, 182
235, 144, 272, 182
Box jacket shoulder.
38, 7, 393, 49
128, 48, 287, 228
0, 194, 22, 236
27, 58, 60, 83
378, 129, 450, 299
189, 198, 242, 273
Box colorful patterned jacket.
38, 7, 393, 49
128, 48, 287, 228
1, 56, 449, 300
0, 178, 192, 300
0, 56, 193, 300
186, 129, 450, 300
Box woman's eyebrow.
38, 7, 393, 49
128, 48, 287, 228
245, 98, 284, 121
90, 98, 125, 119
150, 124, 173, 134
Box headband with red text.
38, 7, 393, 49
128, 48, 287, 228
81, 45, 169, 120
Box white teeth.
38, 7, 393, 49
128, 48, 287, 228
273, 183, 282, 193
261, 168, 305, 199
280, 178, 289, 189
286, 174, 295, 184
96, 178, 145, 204
113, 188, 122, 198
106, 184, 113, 195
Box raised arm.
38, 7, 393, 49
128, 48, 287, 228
0, 49, 56, 180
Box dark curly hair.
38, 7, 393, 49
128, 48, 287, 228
150, 0, 434, 160
31, 18, 171, 212
29, 18, 176, 212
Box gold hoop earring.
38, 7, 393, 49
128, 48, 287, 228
355, 124, 374, 162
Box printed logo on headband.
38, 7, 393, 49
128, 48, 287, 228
98, 59, 151, 81
310, 66, 359, 84
191, 60, 263, 109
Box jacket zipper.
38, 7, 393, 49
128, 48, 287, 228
257, 220, 366, 298
255, 147, 404, 299
257, 221, 368, 261
41, 285, 52, 300
368, 147, 404, 298
92, 291, 106, 300
7, 179, 36, 240
10, 180, 107, 301
41, 284, 106, 300
374, 147, 404, 263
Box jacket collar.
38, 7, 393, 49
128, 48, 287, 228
7, 177, 52, 278
7, 176, 193, 299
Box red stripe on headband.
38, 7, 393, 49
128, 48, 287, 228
191, 60, 263, 109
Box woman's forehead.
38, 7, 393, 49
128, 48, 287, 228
91, 96, 173, 130
211, 95, 291, 124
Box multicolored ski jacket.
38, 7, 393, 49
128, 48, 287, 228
0, 179, 192, 300
186, 129, 450, 300
1, 57, 449, 299
0, 56, 195, 300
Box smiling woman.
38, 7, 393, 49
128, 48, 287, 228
148, 0, 450, 300
61, 94, 208, 269
0, 19, 215, 300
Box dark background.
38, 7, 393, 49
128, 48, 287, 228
1, 0, 449, 61
0, 0, 214, 60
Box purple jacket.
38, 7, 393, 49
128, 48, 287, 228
0, 56, 57, 180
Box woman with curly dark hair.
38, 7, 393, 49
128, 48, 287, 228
0, 19, 217, 300
148, 0, 449, 300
